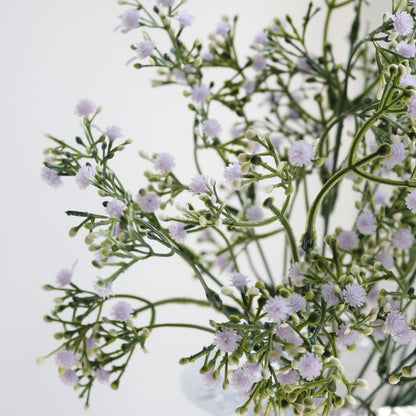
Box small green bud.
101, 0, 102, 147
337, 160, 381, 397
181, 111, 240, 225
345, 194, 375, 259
230, 315, 241, 323
389, 374, 401, 384
347, 343, 357, 352
42, 284, 54, 291
305, 291, 314, 301
402, 367, 411, 377
111, 380, 119, 390
254, 402, 263, 415
255, 281, 265, 290
69, 227, 78, 237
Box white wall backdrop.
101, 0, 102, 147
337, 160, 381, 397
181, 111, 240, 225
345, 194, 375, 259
1, 1, 388, 415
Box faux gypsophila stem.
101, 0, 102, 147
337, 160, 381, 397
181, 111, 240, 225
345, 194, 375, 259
302, 143, 391, 254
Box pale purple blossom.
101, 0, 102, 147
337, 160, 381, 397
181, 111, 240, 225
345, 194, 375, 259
400, 73, 416, 88
202, 371, 223, 388
374, 251, 394, 269
168, 221, 187, 243
385, 312, 415, 345
277, 369, 299, 385
298, 353, 322, 381
254, 30, 268, 46
244, 80, 255, 95
387, 11, 414, 37
121, 9, 140, 31
243, 363, 263, 383
396, 41, 416, 58
230, 273, 248, 291
112, 301, 133, 322
246, 205, 263, 222
392, 228, 414, 249
157, 0, 174, 5
56, 349, 77, 369
41, 166, 63, 188
231, 368, 253, 395
75, 164, 96, 189
322, 282, 342, 307
94, 278, 114, 299
269, 342, 282, 364
105, 198, 126, 218
384, 142, 406, 169
86, 337, 97, 352
408, 95, 416, 118
176, 11, 194, 28
288, 262, 304, 280
215, 21, 231, 37
155, 153, 175, 173
405, 190, 416, 214
367, 288, 380, 305
356, 213, 377, 235
224, 163, 242, 185
288, 141, 315, 167
95, 367, 111, 384
191, 85, 210, 103
287, 293, 306, 313
337, 323, 359, 347
374, 191, 387, 206
337, 230, 359, 251
56, 263, 76, 288
203, 119, 221, 138
230, 126, 243, 139
75, 98, 96, 117
202, 51, 214, 61
276, 325, 303, 347
253, 54, 267, 71
265, 296, 290, 323
137, 192, 160, 213
136, 40, 155, 59
105, 125, 122, 141
271, 135, 281, 148
213, 329, 240, 352
343, 282, 366, 307
189, 174, 208, 195
298, 56, 312, 73
60, 369, 79, 386
373, 319, 386, 341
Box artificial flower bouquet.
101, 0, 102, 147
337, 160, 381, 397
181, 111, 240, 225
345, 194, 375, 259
40, 0, 416, 415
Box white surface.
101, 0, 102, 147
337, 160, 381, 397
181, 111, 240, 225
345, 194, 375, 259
0, 1, 386, 415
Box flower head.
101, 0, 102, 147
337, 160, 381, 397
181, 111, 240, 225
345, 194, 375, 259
75, 164, 96, 189
94, 278, 114, 299
343, 282, 366, 307
202, 119, 221, 138
356, 213, 377, 235
337, 230, 358, 251
202, 371, 223, 388
253, 54, 267, 71
408, 95, 416, 118
254, 30, 268, 46
400, 73, 416, 88
56, 349, 78, 369
385, 312, 415, 345
322, 282, 342, 307
215, 21, 231, 37
230, 368, 253, 395
56, 262, 76, 288
265, 296, 290, 323
136, 40, 155, 59
405, 190, 416, 214
246, 205, 264, 222
224, 163, 242, 185
155, 153, 175, 173
168, 221, 187, 243
392, 228, 414, 250
137, 192, 160, 213
396, 41, 416, 58
276, 324, 303, 347
277, 369, 299, 385
337, 323, 359, 347
213, 329, 240, 352
105, 125, 122, 141
157, 0, 174, 6
287, 293, 306, 313
176, 11, 194, 28
230, 273, 248, 291
243, 363, 263, 383
189, 174, 208, 195
374, 251, 394, 269
95, 367, 111, 384
112, 301, 132, 322
191, 84, 210, 103
288, 141, 314, 167
121, 9, 140, 31
41, 166, 63, 188
60, 369, 79, 386
298, 353, 322, 381
384, 142, 406, 169
387, 11, 414, 37
105, 198, 126, 218
75, 98, 96, 117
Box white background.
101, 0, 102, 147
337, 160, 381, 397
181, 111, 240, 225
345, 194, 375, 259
0, 1, 387, 415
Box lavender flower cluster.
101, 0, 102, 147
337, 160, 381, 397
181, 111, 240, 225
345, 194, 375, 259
39, 1, 416, 415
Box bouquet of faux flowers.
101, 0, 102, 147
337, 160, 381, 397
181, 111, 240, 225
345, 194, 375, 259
39, 0, 416, 415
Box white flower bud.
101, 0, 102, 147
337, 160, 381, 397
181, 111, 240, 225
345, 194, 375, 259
351, 264, 360, 275
194, 57, 202, 67
199, 216, 207, 227
247, 286, 259, 296
221, 286, 234, 296
357, 378, 369, 389
346, 395, 356, 405
36, 356, 48, 366
245, 129, 256, 139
